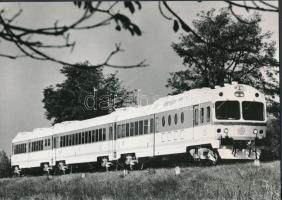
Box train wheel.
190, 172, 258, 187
124, 154, 138, 171
100, 157, 112, 172
57, 161, 68, 175
13, 166, 21, 177
42, 163, 52, 176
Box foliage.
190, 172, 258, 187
0, 161, 280, 199
166, 8, 279, 117
42, 61, 136, 124
261, 117, 280, 160
0, 150, 11, 178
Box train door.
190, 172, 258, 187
193, 105, 199, 141
108, 122, 117, 161
148, 115, 155, 157
51, 136, 58, 167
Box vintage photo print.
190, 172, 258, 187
0, 1, 280, 200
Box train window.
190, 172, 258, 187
28, 143, 31, 152
181, 112, 184, 123
103, 128, 106, 141
168, 115, 171, 126
200, 108, 204, 123
44, 139, 47, 146
95, 130, 99, 142
53, 138, 56, 148
48, 139, 50, 146
72, 134, 75, 145
242, 101, 264, 121
207, 107, 211, 122
63, 136, 66, 147
139, 121, 144, 135
130, 122, 134, 136
75, 133, 78, 145
122, 124, 126, 138
69, 135, 72, 146
126, 123, 130, 137
60, 137, 63, 147
135, 121, 139, 135
89, 131, 92, 142
150, 118, 154, 133
85, 132, 88, 143
109, 127, 113, 140
174, 114, 178, 125
78, 133, 82, 144
40, 140, 43, 150
194, 109, 199, 126
144, 120, 148, 134
91, 130, 95, 142
117, 125, 121, 138
62, 136, 65, 147
215, 101, 240, 120
99, 129, 103, 141
162, 116, 165, 127
81, 133, 85, 144
155, 117, 159, 132
89, 131, 92, 143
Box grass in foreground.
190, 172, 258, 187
0, 161, 280, 200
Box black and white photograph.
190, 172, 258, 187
0, 1, 280, 199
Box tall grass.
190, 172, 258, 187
0, 161, 280, 200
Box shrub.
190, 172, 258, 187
0, 150, 11, 178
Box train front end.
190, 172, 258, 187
211, 83, 267, 160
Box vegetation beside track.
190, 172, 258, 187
0, 161, 280, 200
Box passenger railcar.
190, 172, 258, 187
11, 82, 267, 174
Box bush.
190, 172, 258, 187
0, 150, 11, 178
261, 117, 280, 161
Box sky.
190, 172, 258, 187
0, 1, 279, 154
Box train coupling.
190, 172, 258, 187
218, 138, 266, 159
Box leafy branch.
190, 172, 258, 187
0, 1, 147, 68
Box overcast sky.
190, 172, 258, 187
0, 1, 279, 154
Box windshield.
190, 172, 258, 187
215, 101, 240, 120
242, 101, 265, 121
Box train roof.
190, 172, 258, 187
12, 83, 265, 143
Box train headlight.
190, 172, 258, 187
253, 129, 258, 134
234, 91, 245, 97
224, 128, 229, 137
259, 130, 263, 134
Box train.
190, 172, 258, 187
11, 82, 267, 175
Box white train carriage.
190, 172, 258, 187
11, 82, 267, 173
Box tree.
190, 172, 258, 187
166, 8, 279, 117
42, 61, 136, 124
0, 150, 11, 178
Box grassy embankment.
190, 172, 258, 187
0, 161, 280, 200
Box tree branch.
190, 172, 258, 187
0, 3, 146, 69
224, 0, 278, 12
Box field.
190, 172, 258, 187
0, 161, 280, 200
